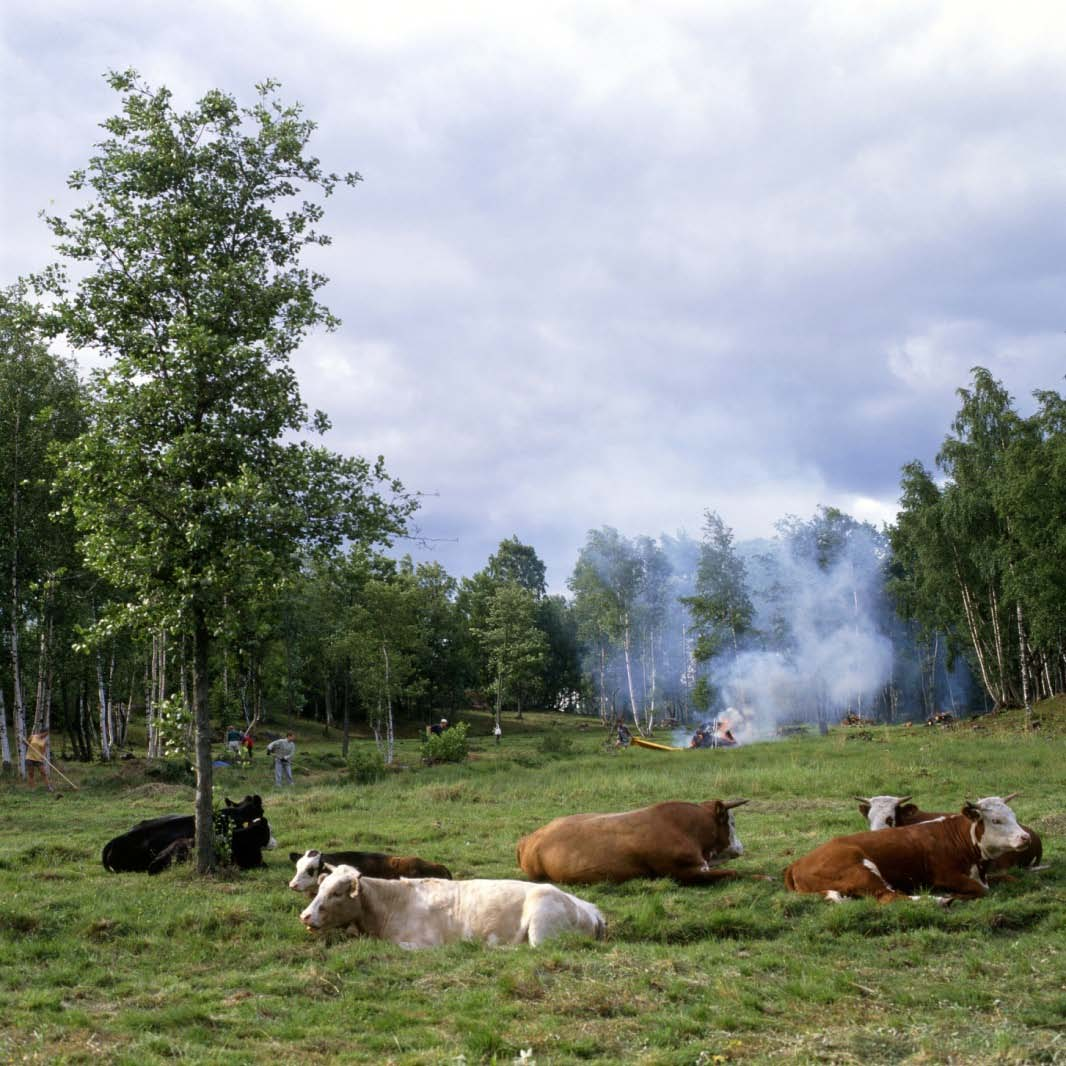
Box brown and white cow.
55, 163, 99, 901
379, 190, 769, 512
299, 865, 606, 948
288, 849, 453, 895
787, 795, 1032, 904
855, 794, 1044, 870
516, 799, 747, 885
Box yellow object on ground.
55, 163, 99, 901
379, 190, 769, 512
630, 736, 685, 752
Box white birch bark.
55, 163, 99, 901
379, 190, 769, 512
0, 686, 10, 769
382, 642, 394, 765
621, 614, 641, 734
96, 648, 111, 761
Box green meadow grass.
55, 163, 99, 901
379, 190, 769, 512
1, 707, 1063, 1065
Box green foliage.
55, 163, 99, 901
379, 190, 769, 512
347, 744, 386, 785
34, 69, 413, 864
473, 583, 548, 718
154, 695, 191, 757
682, 510, 754, 663
537, 728, 574, 756
211, 804, 234, 867
421, 721, 469, 764
144, 757, 193, 784
892, 367, 1066, 711
690, 675, 713, 713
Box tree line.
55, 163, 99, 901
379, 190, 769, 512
3, 71, 1065, 868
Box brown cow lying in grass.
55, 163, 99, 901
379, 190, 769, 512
516, 799, 748, 885
288, 849, 452, 895
787, 795, 1032, 904
855, 794, 1044, 871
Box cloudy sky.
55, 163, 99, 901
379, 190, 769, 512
3, 1, 1065, 591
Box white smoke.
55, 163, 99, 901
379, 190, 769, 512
709, 520, 895, 738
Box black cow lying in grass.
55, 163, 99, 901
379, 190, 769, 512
102, 795, 272, 873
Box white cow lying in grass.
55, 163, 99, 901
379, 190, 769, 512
299, 865, 606, 948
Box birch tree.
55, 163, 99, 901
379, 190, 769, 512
39, 71, 412, 870
474, 583, 548, 726
0, 285, 83, 776
569, 528, 645, 730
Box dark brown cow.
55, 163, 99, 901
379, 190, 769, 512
288, 849, 452, 895
856, 794, 1044, 871
516, 799, 748, 885
787, 796, 1031, 904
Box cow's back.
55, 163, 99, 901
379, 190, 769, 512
323, 850, 453, 881
517, 803, 717, 884
102, 815, 194, 872
402, 878, 601, 947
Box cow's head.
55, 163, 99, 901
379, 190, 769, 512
856, 795, 912, 830
962, 794, 1030, 859
709, 799, 748, 860
288, 849, 325, 893
223, 794, 265, 825
299, 864, 362, 931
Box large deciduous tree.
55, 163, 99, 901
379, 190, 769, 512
39, 71, 412, 870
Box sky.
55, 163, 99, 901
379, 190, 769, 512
3, 1, 1065, 593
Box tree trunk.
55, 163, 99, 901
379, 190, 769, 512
192, 606, 215, 874
95, 646, 111, 761
341, 662, 351, 758
382, 642, 394, 766
621, 615, 642, 734
11, 598, 26, 780
494, 659, 503, 733
1016, 601, 1031, 728
598, 640, 608, 722
0, 686, 10, 772
30, 599, 53, 736
9, 405, 27, 779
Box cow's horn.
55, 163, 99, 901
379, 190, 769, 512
723, 799, 749, 810
897, 796, 913, 806
1001, 791, 1019, 803
322, 862, 336, 873
854, 796, 871, 804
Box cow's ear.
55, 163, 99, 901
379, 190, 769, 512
225, 797, 235, 806
348, 874, 362, 899
962, 801, 981, 821
289, 852, 301, 863
317, 872, 329, 886
899, 803, 919, 819
857, 801, 871, 818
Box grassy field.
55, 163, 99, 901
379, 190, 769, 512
1, 705, 1063, 1065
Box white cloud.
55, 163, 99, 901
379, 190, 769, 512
5, 0, 1066, 588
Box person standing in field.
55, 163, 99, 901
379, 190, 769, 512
493, 721, 502, 745
267, 732, 296, 787
25, 731, 53, 791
